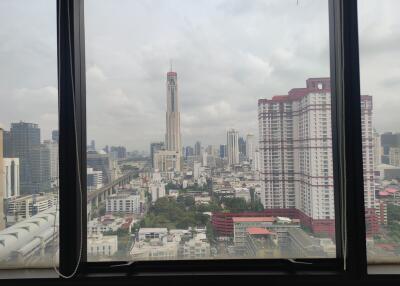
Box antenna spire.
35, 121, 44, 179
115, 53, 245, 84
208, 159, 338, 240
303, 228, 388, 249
170, 59, 172, 72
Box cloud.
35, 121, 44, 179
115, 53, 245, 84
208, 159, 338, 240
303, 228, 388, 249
1, 0, 400, 151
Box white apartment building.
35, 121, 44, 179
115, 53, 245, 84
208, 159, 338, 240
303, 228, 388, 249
149, 182, 166, 203
361, 95, 375, 209
227, 129, 239, 166
258, 78, 375, 220
106, 194, 141, 214
3, 158, 20, 199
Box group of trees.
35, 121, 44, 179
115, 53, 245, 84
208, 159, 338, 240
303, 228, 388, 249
140, 197, 210, 229
220, 197, 264, 213
387, 203, 400, 243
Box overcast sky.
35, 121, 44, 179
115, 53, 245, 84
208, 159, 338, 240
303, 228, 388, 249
0, 0, 399, 152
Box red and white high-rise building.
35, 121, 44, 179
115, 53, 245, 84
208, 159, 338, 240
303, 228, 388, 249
258, 78, 375, 231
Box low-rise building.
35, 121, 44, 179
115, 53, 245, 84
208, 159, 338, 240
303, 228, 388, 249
87, 233, 118, 257
88, 215, 135, 235
180, 233, 210, 259
106, 194, 141, 214
138, 228, 168, 241
5, 193, 58, 225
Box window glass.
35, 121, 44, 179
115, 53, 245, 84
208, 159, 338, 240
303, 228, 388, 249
359, 0, 400, 264
86, 0, 336, 262
0, 0, 58, 268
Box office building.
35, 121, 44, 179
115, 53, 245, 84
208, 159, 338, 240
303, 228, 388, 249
87, 150, 113, 184
52, 130, 59, 143
246, 134, 256, 162
10, 122, 41, 195
42, 140, 58, 189
87, 167, 103, 190
150, 142, 164, 168
3, 158, 20, 199
39, 143, 51, 193
238, 137, 246, 157
110, 146, 127, 159
184, 146, 194, 158
227, 129, 239, 166
2, 130, 12, 157
219, 144, 227, 159
381, 132, 400, 164
194, 141, 202, 156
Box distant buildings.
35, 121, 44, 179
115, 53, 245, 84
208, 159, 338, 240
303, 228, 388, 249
219, 144, 227, 159
246, 134, 256, 162
238, 136, 246, 160
227, 129, 239, 166
51, 130, 59, 143
110, 146, 127, 160
153, 150, 181, 173
87, 167, 103, 190
87, 150, 113, 184
150, 142, 164, 168
194, 141, 202, 157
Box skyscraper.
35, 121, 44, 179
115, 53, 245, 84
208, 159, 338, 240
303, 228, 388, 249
52, 130, 59, 143
227, 129, 239, 166
219, 144, 227, 159
3, 158, 20, 198
2, 130, 12, 157
43, 140, 59, 188
246, 134, 256, 162
194, 141, 202, 156
165, 70, 181, 154
10, 122, 41, 195
258, 78, 375, 231
150, 142, 164, 168
238, 137, 246, 156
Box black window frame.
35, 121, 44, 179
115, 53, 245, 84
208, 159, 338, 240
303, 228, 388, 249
2, 0, 400, 284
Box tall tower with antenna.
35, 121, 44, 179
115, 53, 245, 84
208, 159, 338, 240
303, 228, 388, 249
165, 64, 182, 164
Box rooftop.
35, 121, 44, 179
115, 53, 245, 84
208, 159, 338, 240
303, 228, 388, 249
246, 227, 275, 235
232, 217, 275, 223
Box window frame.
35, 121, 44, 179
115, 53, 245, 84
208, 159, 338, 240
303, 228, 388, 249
1, 0, 395, 283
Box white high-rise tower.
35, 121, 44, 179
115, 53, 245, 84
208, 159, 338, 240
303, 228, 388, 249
227, 129, 239, 166
165, 69, 182, 170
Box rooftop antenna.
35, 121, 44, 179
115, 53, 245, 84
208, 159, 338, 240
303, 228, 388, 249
169, 59, 173, 72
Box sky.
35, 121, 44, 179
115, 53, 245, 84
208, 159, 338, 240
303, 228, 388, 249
0, 0, 399, 152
